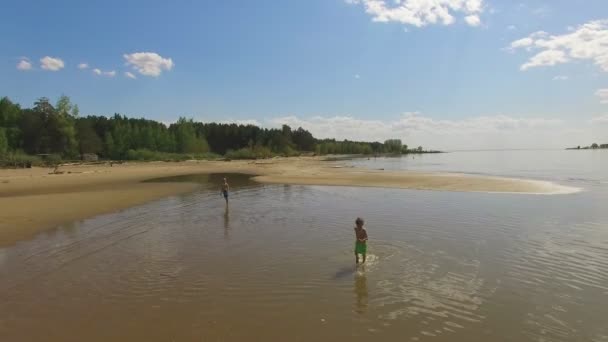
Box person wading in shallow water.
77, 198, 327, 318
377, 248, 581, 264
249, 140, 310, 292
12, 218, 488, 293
221, 177, 230, 204
354, 217, 368, 265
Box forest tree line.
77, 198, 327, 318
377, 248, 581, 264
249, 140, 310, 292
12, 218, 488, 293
567, 143, 608, 150
0, 96, 425, 163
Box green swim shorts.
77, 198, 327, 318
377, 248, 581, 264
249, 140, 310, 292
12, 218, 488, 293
355, 241, 367, 255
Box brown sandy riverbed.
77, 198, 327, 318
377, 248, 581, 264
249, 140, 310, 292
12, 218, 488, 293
0, 157, 577, 246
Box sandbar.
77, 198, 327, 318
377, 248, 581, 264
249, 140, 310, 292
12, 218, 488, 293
0, 157, 577, 246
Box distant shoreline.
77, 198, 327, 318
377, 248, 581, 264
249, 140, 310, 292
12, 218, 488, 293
0, 157, 578, 247
566, 143, 608, 150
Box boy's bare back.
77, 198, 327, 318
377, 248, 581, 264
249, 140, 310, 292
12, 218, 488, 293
355, 227, 368, 242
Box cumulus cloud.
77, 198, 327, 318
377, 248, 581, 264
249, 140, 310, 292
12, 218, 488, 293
78, 63, 89, 70
16, 59, 32, 71
552, 75, 568, 81
510, 20, 608, 72
40, 56, 64, 71
125, 71, 137, 79
597, 89, 608, 104
521, 50, 568, 70
464, 15, 481, 26
346, 0, 485, 27
92, 68, 116, 77
266, 113, 593, 150
123, 52, 174, 77
509, 37, 533, 49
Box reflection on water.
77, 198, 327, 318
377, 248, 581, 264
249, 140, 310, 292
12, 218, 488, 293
333, 266, 356, 280
1, 156, 608, 341
354, 271, 368, 314
224, 204, 230, 239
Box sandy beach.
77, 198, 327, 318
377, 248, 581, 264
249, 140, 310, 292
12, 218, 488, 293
0, 157, 576, 246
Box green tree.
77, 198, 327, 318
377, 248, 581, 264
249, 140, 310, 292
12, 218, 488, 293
0, 128, 8, 155
0, 97, 23, 151
0, 97, 21, 127
56, 95, 80, 118
104, 132, 115, 159
384, 139, 402, 153
33, 97, 54, 114
50, 115, 78, 157
591, 143, 599, 149
50, 96, 78, 157
20, 97, 79, 157
75, 119, 103, 154
111, 120, 130, 159
292, 127, 315, 151
173, 118, 209, 153
20, 108, 46, 154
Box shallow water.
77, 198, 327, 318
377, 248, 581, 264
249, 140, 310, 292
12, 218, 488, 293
1, 151, 607, 341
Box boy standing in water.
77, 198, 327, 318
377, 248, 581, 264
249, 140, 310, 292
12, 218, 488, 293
221, 177, 230, 204
354, 217, 368, 264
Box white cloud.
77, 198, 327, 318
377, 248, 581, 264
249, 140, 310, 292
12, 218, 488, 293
16, 59, 32, 71
510, 37, 533, 49
267, 113, 587, 150
40, 56, 64, 71
125, 71, 137, 79
346, 0, 485, 27
92, 68, 115, 77
507, 25, 517, 31
590, 114, 608, 124
508, 31, 548, 51
123, 52, 174, 77
521, 50, 569, 70
78, 63, 89, 70
464, 15, 481, 27
596, 89, 608, 104
354, 74, 361, 79
510, 20, 608, 72
552, 75, 568, 81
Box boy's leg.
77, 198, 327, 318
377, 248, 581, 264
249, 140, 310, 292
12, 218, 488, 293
362, 253, 366, 264
355, 252, 359, 264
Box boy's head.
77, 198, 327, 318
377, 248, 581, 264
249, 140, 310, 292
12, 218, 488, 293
356, 217, 364, 227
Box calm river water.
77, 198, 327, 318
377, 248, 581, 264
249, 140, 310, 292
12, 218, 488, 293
1, 150, 607, 341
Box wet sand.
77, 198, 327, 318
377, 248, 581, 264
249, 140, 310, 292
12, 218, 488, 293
0, 157, 576, 246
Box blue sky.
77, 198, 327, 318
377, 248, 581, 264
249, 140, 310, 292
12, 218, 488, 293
1, 0, 607, 149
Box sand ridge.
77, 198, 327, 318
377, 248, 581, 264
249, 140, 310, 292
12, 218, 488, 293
0, 157, 578, 246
